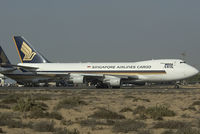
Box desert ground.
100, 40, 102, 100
1, 85, 200, 134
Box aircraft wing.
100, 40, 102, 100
79, 73, 139, 81
14, 65, 38, 70
0, 63, 38, 69
40, 73, 140, 81
74, 73, 138, 79
111, 75, 139, 80
0, 63, 38, 73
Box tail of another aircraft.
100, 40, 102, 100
0, 46, 11, 65
13, 36, 50, 63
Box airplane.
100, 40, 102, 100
0, 46, 57, 86
0, 36, 199, 88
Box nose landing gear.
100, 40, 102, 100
174, 81, 181, 89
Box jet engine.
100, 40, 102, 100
103, 76, 121, 86
69, 75, 84, 84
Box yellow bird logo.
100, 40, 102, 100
21, 42, 36, 61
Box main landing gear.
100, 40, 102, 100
174, 84, 180, 89
95, 82, 109, 89
94, 82, 121, 89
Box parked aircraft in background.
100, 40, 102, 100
0, 36, 199, 88
0, 46, 55, 86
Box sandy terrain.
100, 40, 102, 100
0, 86, 200, 134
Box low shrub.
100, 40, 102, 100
0, 112, 13, 126
53, 128, 80, 134
0, 104, 10, 109
188, 106, 196, 111
32, 121, 55, 132
161, 127, 200, 134
145, 105, 175, 120
80, 119, 115, 127
133, 106, 147, 120
133, 106, 146, 114
138, 130, 151, 134
0, 112, 27, 128
153, 120, 190, 129
133, 97, 150, 102
133, 105, 175, 120
61, 119, 73, 126
29, 108, 63, 120
29, 107, 46, 118
0, 128, 3, 133
90, 108, 125, 119
137, 113, 148, 120
197, 119, 200, 128
13, 97, 48, 112
7, 120, 25, 128
32, 94, 52, 100
175, 127, 200, 134
120, 107, 133, 112
124, 95, 135, 99
192, 101, 200, 106
181, 114, 190, 118
113, 120, 146, 133
55, 97, 87, 110
80, 119, 102, 127
1, 94, 20, 104
162, 130, 174, 134
48, 111, 63, 120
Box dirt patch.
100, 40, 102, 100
0, 88, 200, 134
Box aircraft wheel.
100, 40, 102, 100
111, 86, 121, 89
174, 84, 180, 89
95, 82, 109, 89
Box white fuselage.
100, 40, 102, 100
17, 59, 199, 82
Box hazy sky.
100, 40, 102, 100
0, 1, 200, 69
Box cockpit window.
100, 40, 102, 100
180, 61, 186, 64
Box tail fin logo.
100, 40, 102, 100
21, 42, 36, 61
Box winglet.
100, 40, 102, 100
12, 36, 50, 63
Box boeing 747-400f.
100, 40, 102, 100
0, 36, 198, 88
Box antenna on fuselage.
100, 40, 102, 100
181, 51, 186, 61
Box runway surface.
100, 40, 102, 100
0, 85, 199, 92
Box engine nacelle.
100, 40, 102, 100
103, 77, 121, 86
69, 75, 84, 84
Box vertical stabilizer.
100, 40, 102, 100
0, 46, 11, 65
13, 36, 49, 63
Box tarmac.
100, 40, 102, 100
0, 85, 199, 92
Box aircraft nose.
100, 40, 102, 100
183, 64, 199, 79
193, 67, 199, 75
189, 66, 199, 76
